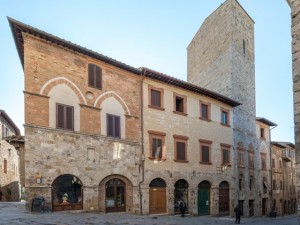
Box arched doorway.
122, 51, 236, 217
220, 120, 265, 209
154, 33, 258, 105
284, 200, 287, 214
219, 181, 229, 215
174, 179, 188, 214
52, 174, 83, 211
149, 178, 166, 214
105, 178, 125, 212
198, 180, 211, 215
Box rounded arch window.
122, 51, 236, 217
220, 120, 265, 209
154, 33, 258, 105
219, 181, 229, 188
198, 180, 211, 189
149, 178, 166, 187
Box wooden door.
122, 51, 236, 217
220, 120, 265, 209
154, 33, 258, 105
219, 186, 229, 215
198, 188, 209, 215
149, 188, 166, 214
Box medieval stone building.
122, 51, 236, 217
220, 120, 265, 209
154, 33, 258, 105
8, 0, 286, 216
271, 141, 297, 215
286, 0, 300, 211
0, 109, 21, 201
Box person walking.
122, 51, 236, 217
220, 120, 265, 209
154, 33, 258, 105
178, 200, 186, 217
234, 205, 242, 224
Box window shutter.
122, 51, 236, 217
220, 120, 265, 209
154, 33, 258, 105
151, 90, 161, 107
107, 114, 114, 137
95, 66, 101, 89
57, 104, 64, 128
202, 145, 209, 162
88, 64, 95, 87
152, 138, 162, 158
114, 116, 120, 138
66, 106, 74, 130
202, 104, 208, 118
223, 150, 229, 164
176, 142, 185, 160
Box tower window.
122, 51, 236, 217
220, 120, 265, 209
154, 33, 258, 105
243, 39, 246, 57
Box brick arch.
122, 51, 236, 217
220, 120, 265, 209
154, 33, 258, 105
98, 174, 133, 212
40, 77, 87, 105
94, 91, 131, 115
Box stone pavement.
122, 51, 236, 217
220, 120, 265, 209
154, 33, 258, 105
0, 202, 298, 225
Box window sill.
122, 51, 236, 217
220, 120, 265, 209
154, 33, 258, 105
199, 117, 211, 122
200, 162, 212, 165
148, 105, 165, 111
220, 123, 231, 127
174, 159, 189, 163
148, 157, 166, 161
173, 111, 188, 116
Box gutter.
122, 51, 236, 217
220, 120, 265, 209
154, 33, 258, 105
269, 124, 277, 215
138, 70, 146, 215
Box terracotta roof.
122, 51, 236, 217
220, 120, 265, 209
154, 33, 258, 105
8, 17, 241, 108
271, 141, 294, 149
0, 109, 20, 135
256, 117, 277, 127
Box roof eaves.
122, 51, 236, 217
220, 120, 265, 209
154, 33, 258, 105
0, 109, 20, 135
7, 17, 141, 75
142, 67, 241, 107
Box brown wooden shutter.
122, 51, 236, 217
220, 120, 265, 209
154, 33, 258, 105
202, 145, 209, 162
95, 66, 101, 89
223, 150, 229, 164
88, 64, 95, 87
57, 104, 64, 128
114, 115, 120, 138
176, 142, 185, 160
151, 90, 161, 107
66, 106, 74, 130
107, 114, 114, 137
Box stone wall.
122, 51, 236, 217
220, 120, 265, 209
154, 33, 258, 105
187, 0, 261, 216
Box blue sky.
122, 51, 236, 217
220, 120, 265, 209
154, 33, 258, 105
0, 0, 294, 142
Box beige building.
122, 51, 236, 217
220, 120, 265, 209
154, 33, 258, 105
0, 109, 21, 201
271, 142, 297, 215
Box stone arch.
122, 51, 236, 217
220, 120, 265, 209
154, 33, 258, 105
40, 77, 87, 105
98, 174, 133, 213
94, 91, 131, 115
51, 174, 83, 211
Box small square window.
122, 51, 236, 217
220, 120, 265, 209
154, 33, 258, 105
56, 103, 74, 131
107, 114, 121, 138
176, 97, 184, 112
148, 85, 164, 110
199, 140, 212, 164
174, 135, 188, 162
88, 64, 102, 89
200, 101, 211, 121
148, 131, 165, 160
260, 127, 265, 139
173, 93, 187, 115
221, 109, 230, 126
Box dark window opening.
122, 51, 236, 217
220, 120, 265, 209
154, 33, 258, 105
152, 138, 163, 159
151, 90, 161, 107
175, 97, 184, 112
221, 111, 228, 125
201, 104, 209, 119
107, 114, 120, 138
88, 64, 102, 89
56, 104, 74, 130
176, 141, 186, 161
201, 145, 210, 163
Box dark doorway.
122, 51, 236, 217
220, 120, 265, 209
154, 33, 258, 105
219, 181, 229, 215
52, 174, 83, 211
174, 179, 188, 214
198, 180, 210, 215
105, 178, 125, 212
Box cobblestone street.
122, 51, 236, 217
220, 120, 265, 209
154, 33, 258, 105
0, 203, 297, 225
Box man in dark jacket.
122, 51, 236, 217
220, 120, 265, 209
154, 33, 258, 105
178, 200, 186, 217
234, 205, 242, 224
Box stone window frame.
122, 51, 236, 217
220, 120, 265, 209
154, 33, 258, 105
261, 153, 267, 171
220, 108, 230, 127
199, 139, 212, 165
260, 126, 266, 140
237, 147, 245, 168
148, 130, 166, 161
56, 103, 74, 131
173, 135, 189, 163
220, 143, 231, 165
173, 93, 187, 116
248, 150, 254, 169
199, 100, 211, 121
148, 85, 165, 111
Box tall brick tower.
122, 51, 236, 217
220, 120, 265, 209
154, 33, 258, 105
286, 0, 300, 209
187, 0, 264, 216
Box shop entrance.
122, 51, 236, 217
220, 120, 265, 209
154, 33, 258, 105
105, 178, 125, 212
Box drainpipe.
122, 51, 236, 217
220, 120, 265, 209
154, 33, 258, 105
269, 125, 277, 215
138, 69, 146, 215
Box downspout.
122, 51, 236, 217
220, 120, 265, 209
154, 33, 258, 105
138, 69, 146, 215
269, 125, 277, 215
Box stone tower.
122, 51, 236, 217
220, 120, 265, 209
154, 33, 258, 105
286, 0, 300, 207
187, 0, 263, 216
